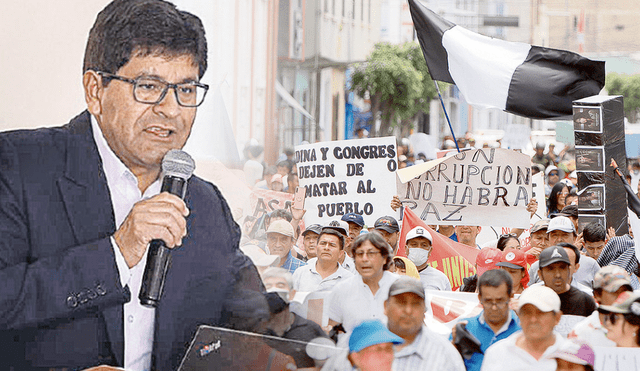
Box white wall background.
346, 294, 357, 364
0, 0, 267, 165
0, 1, 111, 130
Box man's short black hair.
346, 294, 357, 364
583, 222, 606, 243
557, 242, 580, 265
318, 229, 345, 250
84, 0, 207, 79
478, 269, 513, 297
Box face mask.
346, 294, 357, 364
407, 248, 430, 266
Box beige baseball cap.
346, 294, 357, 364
518, 285, 561, 313
267, 220, 295, 238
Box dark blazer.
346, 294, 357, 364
0, 111, 267, 370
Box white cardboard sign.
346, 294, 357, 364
396, 148, 532, 228
295, 137, 399, 226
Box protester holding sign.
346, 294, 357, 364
396, 148, 532, 229
295, 137, 399, 227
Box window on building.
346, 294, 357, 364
353, 0, 356, 20
361, 0, 364, 21
342, 0, 346, 18
368, 0, 371, 23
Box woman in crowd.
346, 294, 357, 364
565, 189, 578, 207
598, 291, 640, 347
496, 233, 520, 251
547, 182, 569, 217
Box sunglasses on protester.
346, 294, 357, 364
598, 310, 621, 326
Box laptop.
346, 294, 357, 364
177, 325, 300, 371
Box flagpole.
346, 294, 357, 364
434, 81, 460, 153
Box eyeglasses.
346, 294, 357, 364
499, 233, 518, 239
354, 250, 381, 259
549, 172, 559, 176
601, 311, 620, 326
97, 71, 209, 107
480, 298, 510, 308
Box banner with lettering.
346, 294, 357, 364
396, 148, 532, 228
398, 208, 478, 291
295, 137, 399, 226
249, 189, 295, 219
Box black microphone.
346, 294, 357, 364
139, 149, 195, 308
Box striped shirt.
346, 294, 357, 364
393, 325, 466, 371
597, 235, 640, 289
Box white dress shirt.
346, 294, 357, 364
327, 271, 399, 333
92, 116, 160, 371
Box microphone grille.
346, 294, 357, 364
162, 149, 195, 180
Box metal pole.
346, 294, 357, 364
434, 81, 460, 153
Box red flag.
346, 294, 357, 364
398, 208, 478, 290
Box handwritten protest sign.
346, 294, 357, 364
397, 148, 532, 228
295, 137, 398, 226
249, 189, 295, 218
594, 346, 640, 370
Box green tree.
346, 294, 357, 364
350, 42, 437, 137
605, 72, 640, 123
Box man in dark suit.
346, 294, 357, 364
0, 1, 267, 370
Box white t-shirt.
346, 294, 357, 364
418, 266, 452, 291
481, 331, 566, 371
327, 271, 399, 333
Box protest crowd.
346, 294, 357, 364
3, 0, 638, 370
237, 131, 640, 371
